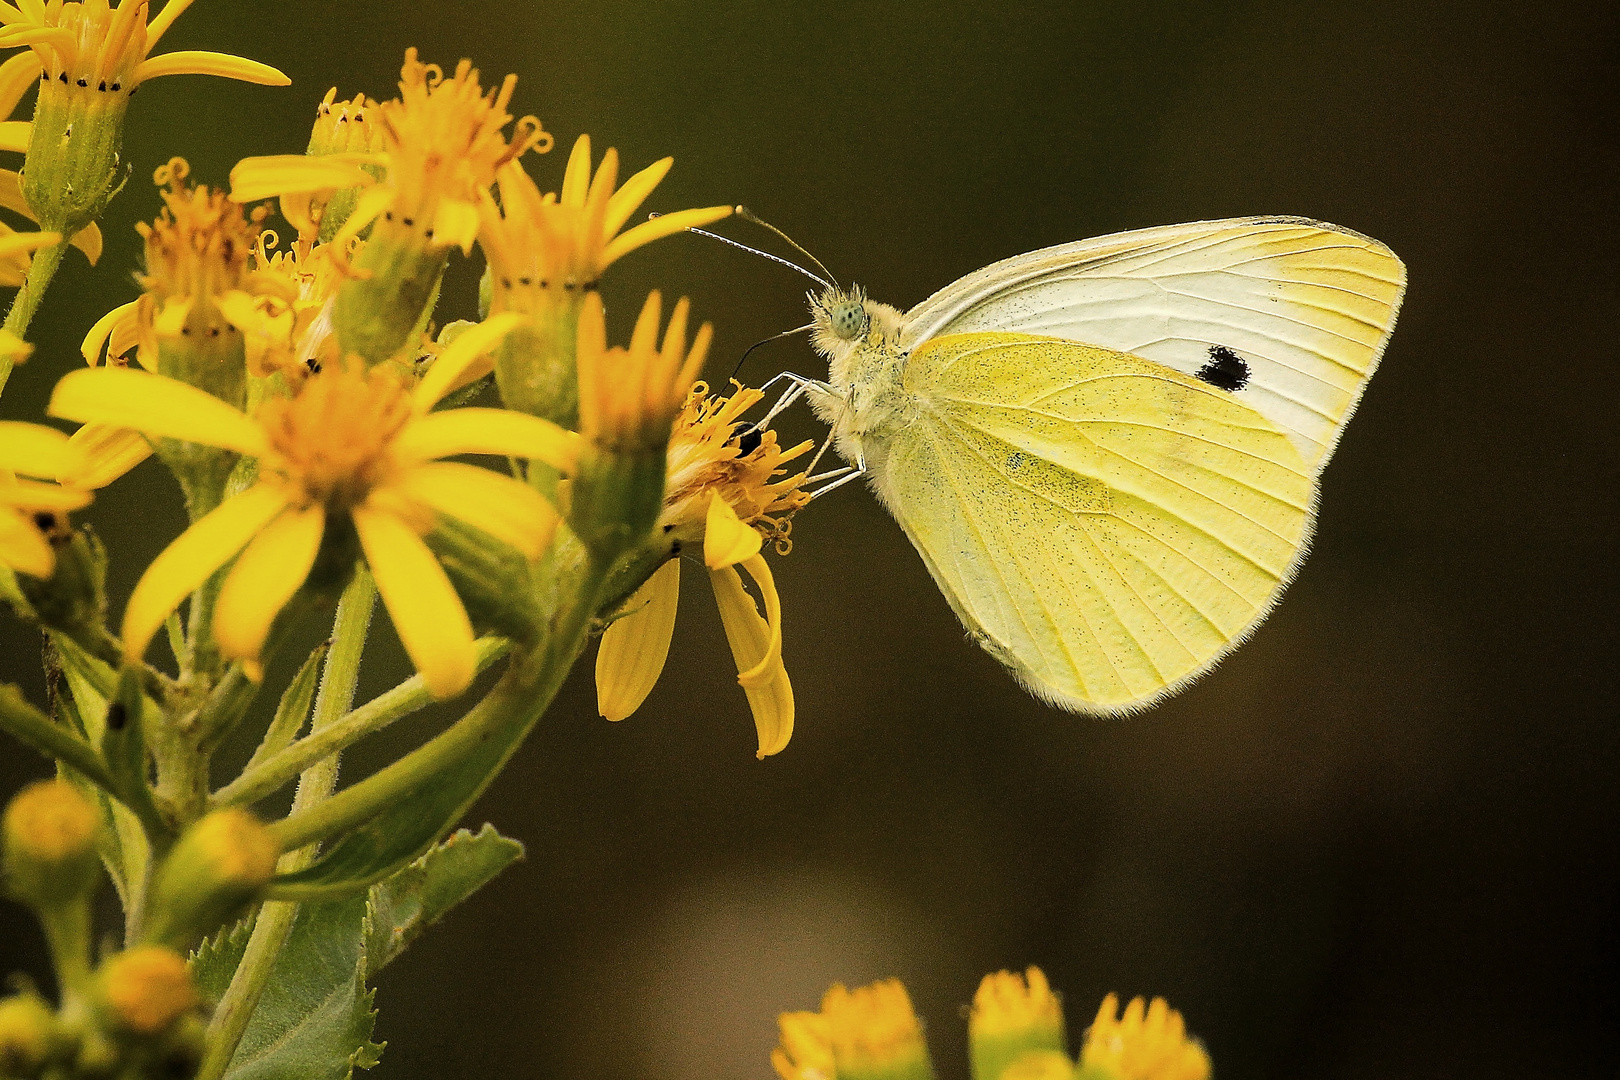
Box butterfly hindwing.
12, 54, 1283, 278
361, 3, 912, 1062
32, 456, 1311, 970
876, 332, 1315, 712
899, 217, 1406, 475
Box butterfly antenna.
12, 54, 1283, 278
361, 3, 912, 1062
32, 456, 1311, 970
735, 206, 840, 289
650, 213, 832, 290
730, 323, 813, 383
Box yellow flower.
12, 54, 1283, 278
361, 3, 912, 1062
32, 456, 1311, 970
0, 220, 57, 284
773, 980, 935, 1080
0, 0, 288, 232
48, 315, 581, 697
0, 0, 289, 92
480, 134, 732, 307
230, 48, 547, 256
0, 420, 88, 577
1077, 995, 1210, 1080
773, 1010, 835, 1080
595, 380, 809, 756
97, 946, 197, 1036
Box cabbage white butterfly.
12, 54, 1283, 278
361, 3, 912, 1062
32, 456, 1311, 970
797, 217, 1405, 713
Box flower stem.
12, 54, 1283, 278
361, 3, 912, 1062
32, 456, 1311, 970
266, 553, 606, 856
211, 637, 510, 809
0, 685, 118, 794
196, 571, 375, 1080
0, 239, 68, 399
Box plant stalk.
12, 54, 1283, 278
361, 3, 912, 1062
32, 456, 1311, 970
0, 238, 67, 399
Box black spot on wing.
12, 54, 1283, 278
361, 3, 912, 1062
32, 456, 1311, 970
1196, 345, 1250, 392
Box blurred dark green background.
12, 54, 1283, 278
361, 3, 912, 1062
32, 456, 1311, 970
3, 1, 1617, 1077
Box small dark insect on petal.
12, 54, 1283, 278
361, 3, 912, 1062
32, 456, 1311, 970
1196, 345, 1250, 392
734, 426, 763, 456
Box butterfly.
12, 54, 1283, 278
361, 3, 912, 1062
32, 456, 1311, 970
797, 216, 1406, 713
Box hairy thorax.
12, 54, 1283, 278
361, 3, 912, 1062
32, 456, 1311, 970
807, 290, 920, 471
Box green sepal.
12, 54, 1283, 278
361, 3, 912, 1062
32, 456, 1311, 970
424, 516, 545, 646
15, 524, 109, 650
333, 226, 446, 366
566, 446, 667, 565
190, 826, 522, 1080
20, 78, 131, 234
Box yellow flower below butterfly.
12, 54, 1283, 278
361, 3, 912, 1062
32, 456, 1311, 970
1079, 994, 1210, 1080
48, 315, 581, 697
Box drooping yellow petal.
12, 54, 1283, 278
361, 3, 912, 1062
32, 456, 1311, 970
353, 502, 476, 700
704, 492, 762, 569
596, 558, 681, 721
709, 563, 794, 758
0, 170, 99, 263
121, 483, 290, 663
0, 478, 91, 512
411, 312, 525, 412
0, 420, 85, 480
0, 52, 43, 122
67, 222, 101, 265
61, 424, 152, 489
132, 50, 290, 87
387, 461, 558, 561
601, 204, 733, 269
0, 507, 53, 578
431, 196, 481, 255
393, 408, 581, 472
48, 368, 269, 457
734, 554, 783, 688
228, 153, 380, 204
212, 504, 325, 674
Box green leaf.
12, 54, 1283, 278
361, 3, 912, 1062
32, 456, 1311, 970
190, 826, 522, 1080
243, 641, 328, 775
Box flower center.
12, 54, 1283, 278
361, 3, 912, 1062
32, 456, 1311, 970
257, 367, 412, 511
138, 159, 266, 306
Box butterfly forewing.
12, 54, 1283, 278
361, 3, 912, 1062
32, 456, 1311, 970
900, 218, 1406, 475
877, 332, 1315, 712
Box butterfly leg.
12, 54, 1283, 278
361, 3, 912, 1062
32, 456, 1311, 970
806, 450, 866, 500
743, 371, 831, 434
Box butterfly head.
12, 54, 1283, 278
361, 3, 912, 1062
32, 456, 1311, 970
809, 285, 902, 371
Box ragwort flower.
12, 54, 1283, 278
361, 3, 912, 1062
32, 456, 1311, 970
48, 315, 580, 697
0, 0, 289, 232
1078, 995, 1210, 1080
0, 420, 88, 577
595, 381, 811, 758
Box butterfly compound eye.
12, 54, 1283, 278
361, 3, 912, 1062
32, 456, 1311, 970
830, 299, 869, 340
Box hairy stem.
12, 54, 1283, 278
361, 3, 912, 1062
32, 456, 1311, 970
196, 571, 375, 1080
0, 239, 67, 399
211, 637, 510, 809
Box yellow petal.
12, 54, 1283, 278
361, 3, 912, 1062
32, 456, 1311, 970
213, 504, 324, 671
734, 554, 783, 688
121, 483, 290, 663
0, 52, 43, 123
0, 120, 30, 154
388, 461, 558, 561
133, 51, 291, 87
0, 421, 85, 480
601, 205, 733, 268
560, 134, 592, 208
431, 197, 481, 255
0, 507, 53, 579
144, 0, 197, 48
61, 424, 152, 489
353, 502, 475, 700
411, 312, 525, 412
602, 157, 673, 240
0, 228, 60, 260
81, 301, 140, 366
229, 153, 380, 204
596, 558, 681, 721
0, 478, 92, 512
703, 492, 762, 569
68, 222, 101, 266
48, 368, 269, 457
394, 408, 581, 473
0, 329, 31, 365
709, 564, 794, 758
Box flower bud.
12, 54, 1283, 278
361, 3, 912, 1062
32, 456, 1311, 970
95, 948, 198, 1038
2, 780, 100, 910
969, 968, 1068, 1080
144, 810, 279, 947
0, 993, 58, 1078
820, 980, 935, 1080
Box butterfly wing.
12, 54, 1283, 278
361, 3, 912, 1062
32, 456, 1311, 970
900, 217, 1405, 475
875, 332, 1315, 713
